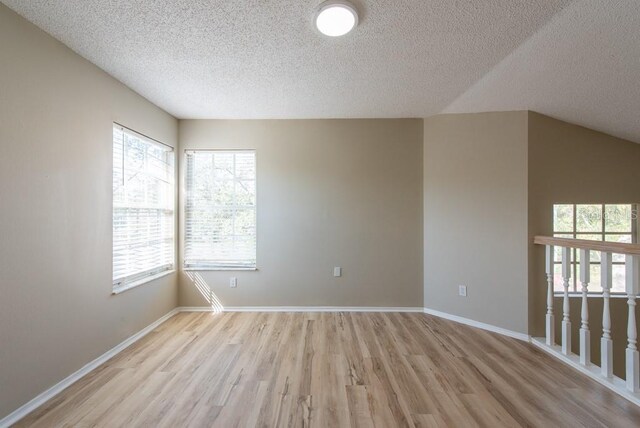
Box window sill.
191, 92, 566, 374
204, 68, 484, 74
183, 267, 257, 271
553, 292, 628, 299
112, 270, 176, 295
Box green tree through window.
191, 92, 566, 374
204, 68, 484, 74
552, 204, 638, 293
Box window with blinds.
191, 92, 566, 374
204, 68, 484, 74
112, 125, 175, 291
184, 150, 256, 269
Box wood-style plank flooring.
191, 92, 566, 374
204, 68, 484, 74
16, 312, 640, 427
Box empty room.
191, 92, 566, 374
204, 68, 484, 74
2, 0, 640, 426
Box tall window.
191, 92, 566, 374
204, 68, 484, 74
553, 204, 638, 294
113, 125, 175, 292
184, 150, 257, 269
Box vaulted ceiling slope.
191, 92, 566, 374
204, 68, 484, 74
3, 1, 639, 142
444, 0, 640, 144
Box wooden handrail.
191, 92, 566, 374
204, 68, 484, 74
535, 235, 640, 397
534, 235, 640, 256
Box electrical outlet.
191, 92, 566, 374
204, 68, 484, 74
458, 285, 467, 297
230, 277, 237, 288
333, 267, 342, 277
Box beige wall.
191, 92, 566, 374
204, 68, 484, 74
178, 119, 423, 308
423, 112, 529, 333
0, 5, 178, 419
422, 110, 640, 349
528, 111, 640, 377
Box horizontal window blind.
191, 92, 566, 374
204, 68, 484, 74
185, 150, 256, 269
113, 125, 175, 289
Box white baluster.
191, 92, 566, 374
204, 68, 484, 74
545, 245, 555, 346
626, 254, 639, 392
562, 247, 572, 356
601, 252, 613, 378
579, 249, 590, 366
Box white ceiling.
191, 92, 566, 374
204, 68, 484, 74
3, 1, 640, 142
444, 0, 640, 144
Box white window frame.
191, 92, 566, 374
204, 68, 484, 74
184, 149, 257, 270
552, 203, 638, 296
112, 124, 175, 293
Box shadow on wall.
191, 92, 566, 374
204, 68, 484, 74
184, 271, 224, 312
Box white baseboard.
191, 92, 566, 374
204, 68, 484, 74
180, 306, 424, 313
0, 308, 180, 428
531, 338, 640, 407
422, 307, 530, 342
179, 306, 224, 312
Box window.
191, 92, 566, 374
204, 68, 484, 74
184, 150, 256, 269
112, 125, 175, 292
553, 204, 638, 294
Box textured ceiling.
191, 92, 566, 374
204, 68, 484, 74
4, 1, 640, 142
443, 0, 640, 143
2, 1, 570, 115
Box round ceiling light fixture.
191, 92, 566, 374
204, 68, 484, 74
315, 1, 359, 37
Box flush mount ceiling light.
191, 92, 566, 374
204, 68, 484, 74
315, 0, 359, 37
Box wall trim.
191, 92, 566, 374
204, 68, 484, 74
179, 306, 224, 312
180, 306, 424, 313
530, 338, 640, 407
422, 307, 531, 341
0, 308, 180, 428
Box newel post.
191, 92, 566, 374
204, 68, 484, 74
601, 252, 613, 378
545, 245, 555, 346
626, 254, 639, 392
562, 247, 572, 355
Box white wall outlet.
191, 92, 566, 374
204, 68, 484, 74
333, 267, 342, 277
230, 277, 237, 288
458, 285, 467, 297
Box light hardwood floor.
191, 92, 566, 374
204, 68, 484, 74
16, 312, 640, 427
